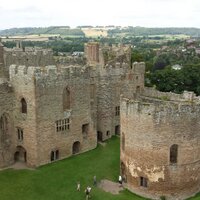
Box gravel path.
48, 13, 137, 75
98, 179, 124, 194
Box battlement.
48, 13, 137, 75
100, 44, 131, 66
132, 62, 145, 74
55, 55, 86, 65
9, 64, 90, 81
122, 88, 200, 121
103, 62, 129, 69
142, 87, 199, 102
4, 46, 53, 53
85, 42, 131, 67
4, 47, 55, 68
100, 43, 131, 53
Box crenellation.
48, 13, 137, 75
142, 87, 198, 102
17, 65, 28, 75
9, 64, 92, 83
132, 62, 145, 74
4, 46, 55, 69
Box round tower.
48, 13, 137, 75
120, 90, 200, 200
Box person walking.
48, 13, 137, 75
93, 175, 97, 186
119, 175, 122, 187
85, 186, 91, 199
77, 181, 80, 191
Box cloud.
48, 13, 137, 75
0, 0, 200, 29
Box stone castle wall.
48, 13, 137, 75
0, 42, 146, 168
3, 47, 55, 78
9, 64, 97, 166
121, 90, 200, 199
96, 62, 145, 141
0, 43, 7, 79
9, 65, 39, 167
0, 81, 15, 167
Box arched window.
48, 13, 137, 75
72, 141, 80, 154
122, 132, 125, 151
170, 144, 178, 164
63, 87, 70, 110
0, 114, 9, 134
21, 98, 27, 113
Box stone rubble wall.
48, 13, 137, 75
121, 91, 200, 200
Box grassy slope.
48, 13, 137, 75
0, 137, 146, 200
0, 137, 199, 200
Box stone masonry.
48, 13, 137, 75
0, 41, 145, 167
0, 40, 199, 199
121, 88, 200, 200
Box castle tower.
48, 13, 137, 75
16, 40, 23, 49
120, 90, 200, 200
84, 42, 99, 65
0, 42, 5, 79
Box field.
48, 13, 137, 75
81, 28, 108, 37
0, 137, 199, 200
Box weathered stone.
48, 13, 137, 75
121, 89, 200, 200
0, 42, 145, 168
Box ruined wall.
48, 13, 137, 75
4, 47, 55, 74
100, 44, 131, 67
0, 42, 145, 168
0, 43, 7, 79
84, 42, 99, 66
34, 65, 97, 165
0, 82, 15, 167
9, 65, 39, 167
84, 42, 144, 141
96, 62, 145, 141
120, 92, 200, 200
9, 64, 97, 166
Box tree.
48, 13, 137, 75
153, 53, 170, 71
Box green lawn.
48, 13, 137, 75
188, 193, 200, 200
0, 137, 146, 200
0, 137, 199, 200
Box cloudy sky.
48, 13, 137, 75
0, 0, 200, 29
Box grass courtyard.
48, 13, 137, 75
0, 136, 199, 200
0, 137, 145, 200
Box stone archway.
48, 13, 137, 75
14, 146, 27, 163
72, 141, 80, 154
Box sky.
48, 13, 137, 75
0, 0, 200, 29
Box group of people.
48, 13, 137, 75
76, 175, 124, 199
77, 175, 97, 199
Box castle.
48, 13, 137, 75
1, 40, 199, 200
0, 41, 144, 167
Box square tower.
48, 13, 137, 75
84, 42, 99, 65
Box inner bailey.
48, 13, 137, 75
121, 88, 200, 200
0, 41, 145, 167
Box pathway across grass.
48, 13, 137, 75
0, 136, 199, 200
